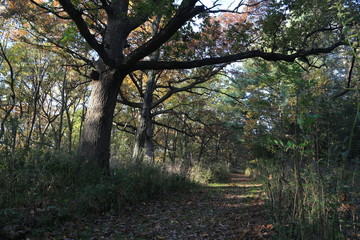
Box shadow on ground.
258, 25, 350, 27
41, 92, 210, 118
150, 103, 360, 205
24, 173, 272, 239
52, 173, 273, 240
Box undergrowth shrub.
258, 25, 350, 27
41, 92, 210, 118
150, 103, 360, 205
188, 164, 212, 183
0, 150, 198, 238
188, 162, 230, 183
113, 163, 197, 204
208, 162, 231, 183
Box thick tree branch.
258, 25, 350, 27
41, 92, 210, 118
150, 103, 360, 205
132, 41, 346, 70
114, 121, 137, 134
58, 0, 112, 65
124, 0, 205, 65
129, 73, 145, 98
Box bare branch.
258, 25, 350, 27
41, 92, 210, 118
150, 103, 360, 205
22, 21, 93, 65
195, 86, 244, 104
117, 87, 142, 109
334, 53, 357, 99
129, 72, 145, 98
29, 0, 71, 19
154, 119, 196, 136
114, 121, 137, 134
302, 27, 341, 46
151, 71, 219, 108
153, 109, 219, 136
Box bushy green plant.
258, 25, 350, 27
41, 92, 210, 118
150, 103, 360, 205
188, 163, 213, 184
208, 162, 231, 183
188, 162, 230, 184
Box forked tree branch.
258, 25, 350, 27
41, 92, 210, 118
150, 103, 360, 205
124, 0, 206, 65
57, 0, 111, 65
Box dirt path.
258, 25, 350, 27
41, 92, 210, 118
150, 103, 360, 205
62, 173, 273, 240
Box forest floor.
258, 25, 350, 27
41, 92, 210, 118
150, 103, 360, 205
41, 173, 273, 240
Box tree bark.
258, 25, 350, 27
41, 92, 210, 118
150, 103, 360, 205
132, 72, 156, 163
78, 69, 124, 174
132, 16, 160, 164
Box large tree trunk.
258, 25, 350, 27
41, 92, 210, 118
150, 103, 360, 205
79, 69, 124, 174
77, 0, 130, 173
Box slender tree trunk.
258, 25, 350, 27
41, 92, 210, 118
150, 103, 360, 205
180, 115, 192, 173
132, 73, 156, 163
26, 84, 40, 150
78, 69, 124, 174
214, 136, 220, 162
162, 127, 170, 162
66, 109, 73, 152
78, 91, 87, 146
170, 130, 178, 164
132, 16, 160, 164
197, 135, 210, 163
56, 71, 67, 149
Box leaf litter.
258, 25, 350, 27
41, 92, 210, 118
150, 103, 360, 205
26, 173, 273, 239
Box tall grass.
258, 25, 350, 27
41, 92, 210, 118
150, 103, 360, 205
254, 156, 359, 240
0, 150, 198, 238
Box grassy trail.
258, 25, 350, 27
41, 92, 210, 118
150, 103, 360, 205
55, 173, 273, 240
